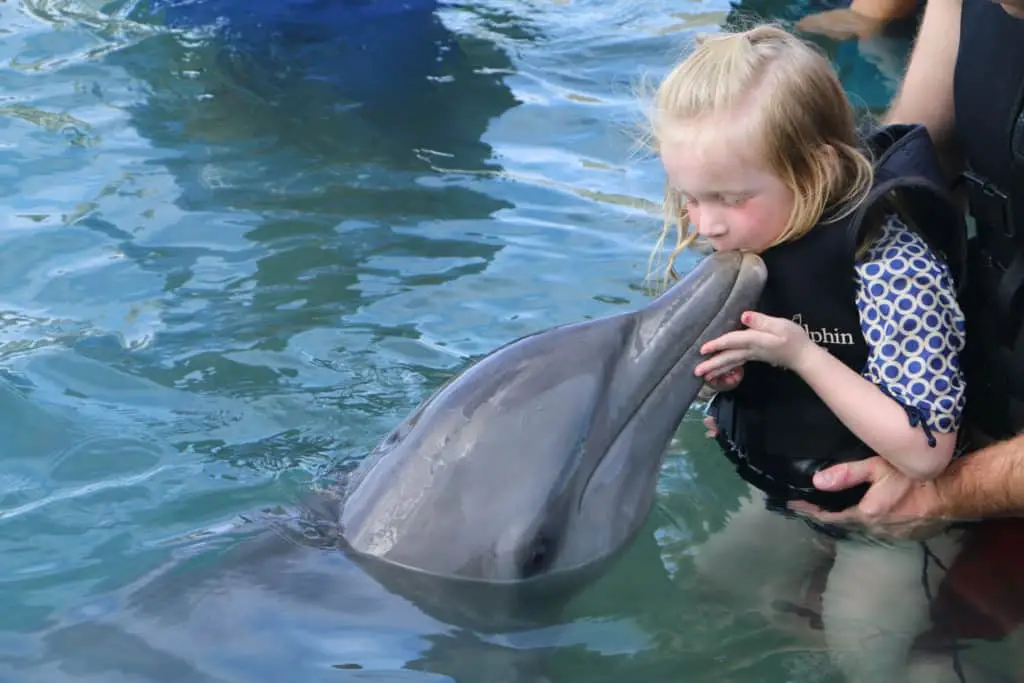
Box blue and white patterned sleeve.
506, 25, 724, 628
854, 213, 967, 436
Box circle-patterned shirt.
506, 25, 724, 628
854, 213, 967, 435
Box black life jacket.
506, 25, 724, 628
953, 0, 1024, 440
707, 123, 968, 513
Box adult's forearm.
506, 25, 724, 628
882, 0, 965, 183
937, 434, 1024, 519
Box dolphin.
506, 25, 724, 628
316, 248, 768, 629
18, 250, 766, 683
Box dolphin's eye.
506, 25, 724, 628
520, 534, 555, 578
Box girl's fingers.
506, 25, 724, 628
699, 330, 753, 355
695, 349, 750, 377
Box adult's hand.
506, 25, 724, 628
787, 456, 948, 540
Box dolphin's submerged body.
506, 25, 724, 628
21, 252, 768, 681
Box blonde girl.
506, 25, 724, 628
646, 24, 971, 683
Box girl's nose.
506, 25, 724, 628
695, 206, 725, 238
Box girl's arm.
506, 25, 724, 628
794, 215, 967, 481
791, 344, 958, 480
695, 217, 966, 477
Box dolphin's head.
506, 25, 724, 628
336, 251, 766, 594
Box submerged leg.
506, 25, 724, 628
822, 528, 966, 683
693, 489, 833, 625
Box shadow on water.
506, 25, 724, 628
117, 0, 532, 171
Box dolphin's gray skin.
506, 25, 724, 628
16, 250, 768, 683
322, 249, 768, 628
340, 249, 767, 578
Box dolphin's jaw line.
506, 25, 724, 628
342, 534, 601, 587
636, 257, 762, 423
564, 263, 756, 572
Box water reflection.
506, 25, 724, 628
16, 0, 532, 461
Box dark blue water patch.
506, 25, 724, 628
127, 0, 470, 113
134, 0, 442, 29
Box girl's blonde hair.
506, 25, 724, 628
646, 24, 874, 290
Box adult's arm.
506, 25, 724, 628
883, 0, 965, 180
933, 437, 1024, 518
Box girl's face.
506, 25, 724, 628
659, 119, 796, 254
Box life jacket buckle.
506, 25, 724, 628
963, 169, 1016, 239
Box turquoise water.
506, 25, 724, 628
0, 1, 986, 682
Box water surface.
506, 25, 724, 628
1, 1, 988, 681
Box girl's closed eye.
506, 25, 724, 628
721, 193, 752, 207
680, 192, 749, 207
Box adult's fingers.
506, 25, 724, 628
811, 458, 883, 491
787, 500, 864, 526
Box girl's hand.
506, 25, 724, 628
694, 311, 817, 379
696, 365, 743, 403
705, 365, 744, 392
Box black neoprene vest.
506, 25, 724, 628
953, 0, 1024, 439
708, 124, 967, 512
